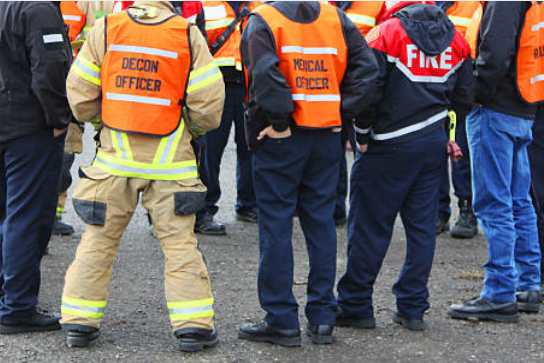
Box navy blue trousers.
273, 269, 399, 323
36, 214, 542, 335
198, 83, 255, 216
337, 128, 447, 319
529, 109, 544, 275
0, 130, 64, 322
253, 130, 341, 330
439, 112, 472, 219
336, 129, 356, 220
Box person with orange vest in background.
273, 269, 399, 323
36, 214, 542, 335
336, 1, 474, 332
196, 1, 260, 236
55, 1, 114, 237
449, 1, 543, 323
435, 1, 481, 240
239, 1, 379, 346
59, 1, 225, 350
331, 1, 385, 227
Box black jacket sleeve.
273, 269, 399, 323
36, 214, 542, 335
451, 56, 475, 115
337, 9, 379, 128
474, 2, 525, 105
24, 2, 72, 129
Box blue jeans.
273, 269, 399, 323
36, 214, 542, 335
467, 106, 541, 303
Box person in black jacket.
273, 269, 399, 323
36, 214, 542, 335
0, 1, 72, 334
449, 1, 542, 323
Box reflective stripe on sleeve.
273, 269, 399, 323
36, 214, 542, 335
346, 13, 376, 27
372, 110, 448, 141
106, 93, 171, 106
167, 298, 214, 321
354, 125, 371, 135
448, 15, 471, 28
63, 15, 82, 21
292, 94, 341, 102
61, 296, 107, 319
43, 34, 64, 44
187, 62, 222, 93
281, 46, 338, 55
108, 44, 178, 59
73, 56, 101, 86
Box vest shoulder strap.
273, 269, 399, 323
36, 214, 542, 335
209, 2, 250, 55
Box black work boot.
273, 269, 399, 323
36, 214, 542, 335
175, 327, 219, 352
64, 324, 100, 348
195, 212, 226, 236
436, 214, 450, 235
235, 208, 258, 224
516, 291, 541, 313
0, 309, 61, 334
52, 217, 75, 236
335, 307, 376, 329
450, 199, 478, 239
306, 323, 334, 345
392, 311, 426, 331
238, 320, 301, 347
448, 297, 519, 323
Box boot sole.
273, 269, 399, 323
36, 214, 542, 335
66, 332, 99, 348
517, 302, 540, 313
392, 314, 426, 331
0, 323, 61, 334
335, 317, 376, 329
306, 331, 333, 345
448, 310, 520, 323
238, 331, 301, 347
178, 335, 219, 352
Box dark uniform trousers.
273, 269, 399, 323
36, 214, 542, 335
198, 83, 255, 216
0, 130, 64, 322
338, 127, 447, 319
439, 111, 472, 219
253, 129, 341, 330
529, 110, 544, 275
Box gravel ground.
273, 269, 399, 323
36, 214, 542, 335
1, 130, 543, 363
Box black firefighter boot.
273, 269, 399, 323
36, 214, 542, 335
450, 199, 478, 239
53, 216, 75, 236
64, 324, 100, 348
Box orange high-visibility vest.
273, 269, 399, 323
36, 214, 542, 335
517, 1, 544, 104
465, 3, 483, 59
61, 1, 86, 42
203, 1, 260, 70
342, 1, 384, 36
101, 11, 191, 136
254, 3, 347, 129
445, 1, 480, 37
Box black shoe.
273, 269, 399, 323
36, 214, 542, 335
238, 320, 301, 347
450, 199, 478, 239
64, 325, 100, 348
335, 307, 376, 329
236, 208, 258, 224
392, 311, 426, 331
306, 323, 333, 345
436, 215, 450, 235
0, 309, 61, 334
195, 213, 226, 236
175, 327, 219, 352
448, 297, 519, 323
516, 291, 540, 313
52, 217, 75, 236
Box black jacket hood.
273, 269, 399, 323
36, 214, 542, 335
394, 3, 455, 56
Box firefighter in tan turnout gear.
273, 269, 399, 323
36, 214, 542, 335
59, 1, 225, 352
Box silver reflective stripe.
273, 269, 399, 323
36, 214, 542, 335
74, 58, 100, 79
187, 66, 221, 87
95, 157, 197, 176
114, 132, 128, 160
159, 127, 182, 164
63, 15, 82, 21
532, 21, 544, 32
281, 46, 338, 55
388, 55, 465, 83
292, 94, 341, 102
531, 74, 544, 83
354, 125, 371, 135
43, 34, 63, 43
169, 304, 214, 315
108, 44, 178, 59
106, 93, 171, 106
372, 110, 448, 141
61, 303, 105, 314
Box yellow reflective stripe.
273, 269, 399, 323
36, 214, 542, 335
110, 130, 123, 158
153, 136, 170, 164
187, 62, 222, 93
347, 13, 376, 27
73, 55, 101, 85
167, 298, 214, 309
206, 18, 235, 30
448, 15, 471, 27
214, 57, 236, 67
120, 133, 133, 161
166, 122, 184, 163
62, 296, 107, 308
91, 117, 102, 128
169, 310, 214, 321
61, 307, 103, 319
153, 122, 185, 164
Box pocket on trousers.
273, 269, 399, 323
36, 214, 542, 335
173, 179, 207, 216
72, 166, 113, 226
